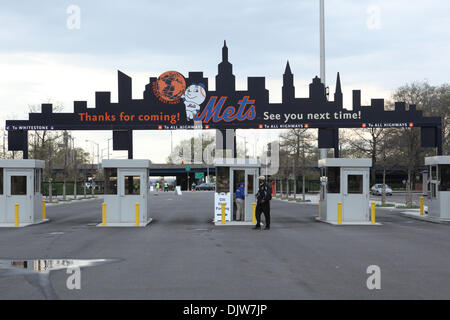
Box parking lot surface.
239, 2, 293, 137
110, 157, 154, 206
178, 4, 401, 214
0, 191, 449, 299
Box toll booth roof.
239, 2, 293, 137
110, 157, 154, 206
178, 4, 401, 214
102, 159, 151, 169
214, 158, 261, 168
0, 159, 45, 169
318, 158, 372, 168
425, 156, 450, 166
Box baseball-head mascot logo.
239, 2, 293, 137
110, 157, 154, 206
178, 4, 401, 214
182, 83, 206, 121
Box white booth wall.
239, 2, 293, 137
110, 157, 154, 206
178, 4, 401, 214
319, 158, 371, 223
425, 156, 450, 220
214, 158, 260, 223
0, 160, 45, 225
102, 159, 152, 226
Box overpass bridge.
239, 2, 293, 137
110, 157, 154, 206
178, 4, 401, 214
149, 164, 215, 190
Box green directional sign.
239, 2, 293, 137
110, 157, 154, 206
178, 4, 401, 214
195, 172, 204, 179
185, 166, 191, 172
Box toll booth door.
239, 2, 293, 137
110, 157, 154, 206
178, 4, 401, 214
429, 180, 439, 215
342, 169, 369, 221
244, 170, 257, 221
430, 181, 439, 199
6, 170, 32, 223
0, 169, 4, 222
119, 170, 145, 223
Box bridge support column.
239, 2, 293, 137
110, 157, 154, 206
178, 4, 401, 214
127, 130, 133, 159
216, 129, 236, 158
333, 128, 339, 158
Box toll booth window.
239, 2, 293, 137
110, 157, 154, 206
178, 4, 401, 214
125, 176, 140, 195
347, 175, 363, 194
11, 176, 27, 195
431, 166, 437, 180
34, 169, 42, 194
327, 167, 340, 193
247, 175, 254, 194
0, 169, 3, 195
431, 183, 437, 198
216, 167, 230, 193
104, 168, 118, 194
439, 165, 450, 191
233, 170, 245, 193
148, 170, 151, 189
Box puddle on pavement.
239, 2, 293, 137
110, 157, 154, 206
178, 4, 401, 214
0, 258, 120, 299
0, 258, 119, 275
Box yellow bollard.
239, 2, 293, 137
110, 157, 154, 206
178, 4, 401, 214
221, 202, 226, 225
252, 202, 257, 225
420, 197, 424, 216
102, 202, 106, 226
337, 202, 342, 225
135, 203, 140, 226
42, 200, 46, 220
318, 199, 321, 218
14, 203, 19, 227
371, 202, 376, 224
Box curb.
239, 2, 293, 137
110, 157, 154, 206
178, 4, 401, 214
46, 197, 103, 207
273, 198, 314, 204
399, 212, 450, 226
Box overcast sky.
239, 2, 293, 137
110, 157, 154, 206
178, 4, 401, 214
0, 0, 449, 162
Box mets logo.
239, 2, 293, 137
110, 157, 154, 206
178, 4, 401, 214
152, 71, 186, 104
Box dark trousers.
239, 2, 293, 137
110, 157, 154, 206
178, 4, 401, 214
255, 201, 270, 227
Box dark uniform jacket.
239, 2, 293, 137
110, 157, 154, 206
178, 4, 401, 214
256, 182, 272, 203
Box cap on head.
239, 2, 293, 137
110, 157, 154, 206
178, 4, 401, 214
258, 175, 266, 180
240, 182, 245, 186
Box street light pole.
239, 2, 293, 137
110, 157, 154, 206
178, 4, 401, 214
254, 136, 259, 158
319, 0, 328, 160
85, 140, 99, 164
236, 134, 248, 158
107, 138, 112, 160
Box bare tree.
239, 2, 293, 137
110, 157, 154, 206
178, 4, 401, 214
280, 129, 315, 200
28, 102, 65, 179
344, 128, 385, 185
389, 82, 440, 207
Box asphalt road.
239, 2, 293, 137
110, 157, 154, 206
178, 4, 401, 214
0, 191, 449, 300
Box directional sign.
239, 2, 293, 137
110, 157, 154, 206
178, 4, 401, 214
195, 172, 204, 179
185, 166, 191, 172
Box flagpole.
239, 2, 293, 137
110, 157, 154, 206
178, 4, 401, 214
320, 0, 326, 86
319, 0, 328, 160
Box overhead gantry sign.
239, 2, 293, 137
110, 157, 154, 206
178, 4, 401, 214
5, 41, 443, 158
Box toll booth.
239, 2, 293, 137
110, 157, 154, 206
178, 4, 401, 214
214, 158, 261, 225
100, 159, 152, 227
0, 160, 47, 227
424, 156, 450, 221
318, 158, 372, 225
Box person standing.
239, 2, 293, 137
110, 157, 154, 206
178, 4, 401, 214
164, 181, 169, 192
235, 182, 245, 221
253, 176, 272, 230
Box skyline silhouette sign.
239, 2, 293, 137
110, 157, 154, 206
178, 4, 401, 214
5, 42, 443, 157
